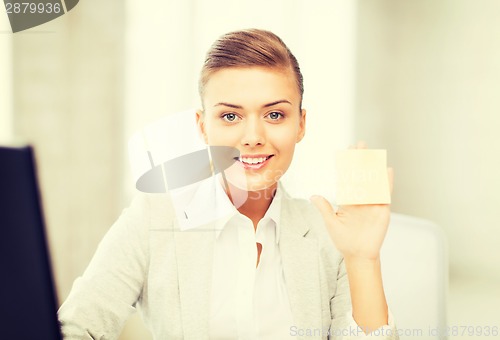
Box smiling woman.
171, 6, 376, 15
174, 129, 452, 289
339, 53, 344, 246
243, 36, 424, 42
58, 29, 399, 339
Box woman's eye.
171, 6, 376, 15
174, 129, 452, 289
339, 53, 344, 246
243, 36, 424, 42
267, 111, 284, 120
221, 113, 238, 122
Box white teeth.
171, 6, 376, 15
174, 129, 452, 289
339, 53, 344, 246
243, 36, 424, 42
239, 156, 268, 164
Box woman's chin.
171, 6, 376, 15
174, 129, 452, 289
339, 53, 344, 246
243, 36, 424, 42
222, 165, 285, 193
224, 176, 278, 193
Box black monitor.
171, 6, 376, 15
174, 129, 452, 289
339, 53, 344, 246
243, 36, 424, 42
0, 145, 62, 340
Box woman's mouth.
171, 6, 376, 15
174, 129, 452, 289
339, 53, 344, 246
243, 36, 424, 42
235, 155, 274, 170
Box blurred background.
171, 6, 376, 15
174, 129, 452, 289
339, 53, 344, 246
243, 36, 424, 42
1, 0, 499, 339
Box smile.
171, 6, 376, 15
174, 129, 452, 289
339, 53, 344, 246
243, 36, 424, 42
238, 155, 272, 164
234, 155, 274, 169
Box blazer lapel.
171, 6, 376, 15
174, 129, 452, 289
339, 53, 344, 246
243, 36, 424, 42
280, 194, 324, 338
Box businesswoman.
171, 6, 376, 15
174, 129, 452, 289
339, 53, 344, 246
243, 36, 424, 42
59, 29, 399, 339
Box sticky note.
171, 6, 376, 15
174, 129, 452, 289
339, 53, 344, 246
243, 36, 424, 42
335, 149, 391, 205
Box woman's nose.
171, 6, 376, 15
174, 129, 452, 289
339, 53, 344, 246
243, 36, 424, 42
241, 117, 265, 147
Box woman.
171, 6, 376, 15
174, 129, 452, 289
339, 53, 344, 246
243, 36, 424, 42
59, 29, 398, 339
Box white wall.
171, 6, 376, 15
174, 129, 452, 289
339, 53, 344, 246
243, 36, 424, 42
124, 0, 358, 202
0, 11, 12, 141
355, 0, 500, 281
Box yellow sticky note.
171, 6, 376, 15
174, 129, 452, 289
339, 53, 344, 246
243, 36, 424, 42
335, 149, 391, 205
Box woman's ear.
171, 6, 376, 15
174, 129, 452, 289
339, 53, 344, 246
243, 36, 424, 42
195, 109, 208, 144
296, 108, 307, 143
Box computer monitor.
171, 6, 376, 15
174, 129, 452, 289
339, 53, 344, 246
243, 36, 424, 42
0, 145, 62, 340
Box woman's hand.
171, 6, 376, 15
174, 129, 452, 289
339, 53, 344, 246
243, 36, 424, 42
311, 142, 395, 332
310, 142, 394, 262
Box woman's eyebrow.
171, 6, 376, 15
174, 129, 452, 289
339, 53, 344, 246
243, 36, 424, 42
214, 102, 243, 109
213, 100, 292, 109
262, 99, 292, 108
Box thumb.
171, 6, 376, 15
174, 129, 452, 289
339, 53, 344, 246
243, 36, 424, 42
310, 195, 336, 221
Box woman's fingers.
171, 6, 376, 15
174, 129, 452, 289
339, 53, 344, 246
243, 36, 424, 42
356, 140, 367, 149
349, 141, 368, 150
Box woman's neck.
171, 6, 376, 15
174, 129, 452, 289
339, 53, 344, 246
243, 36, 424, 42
222, 180, 277, 231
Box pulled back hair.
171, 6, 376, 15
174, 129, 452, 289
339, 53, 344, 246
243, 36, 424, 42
199, 29, 304, 108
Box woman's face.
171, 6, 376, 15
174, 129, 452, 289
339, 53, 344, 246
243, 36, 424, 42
197, 66, 306, 192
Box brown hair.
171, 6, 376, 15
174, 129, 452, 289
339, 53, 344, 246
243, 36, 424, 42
199, 29, 304, 108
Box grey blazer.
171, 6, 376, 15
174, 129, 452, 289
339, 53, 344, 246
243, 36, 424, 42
58, 188, 399, 339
